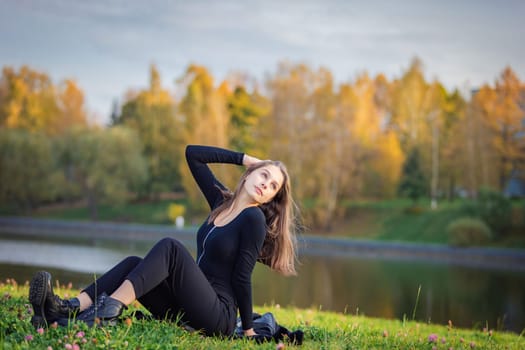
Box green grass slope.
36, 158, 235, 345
2, 279, 523, 349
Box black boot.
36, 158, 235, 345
29, 271, 80, 328
59, 292, 126, 327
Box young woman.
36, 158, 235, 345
29, 145, 297, 337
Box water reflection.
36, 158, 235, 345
0, 240, 124, 273
1, 237, 523, 333
252, 255, 525, 332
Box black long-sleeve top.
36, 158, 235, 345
185, 145, 266, 331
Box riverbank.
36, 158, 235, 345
2, 280, 524, 349
24, 197, 525, 249
1, 216, 524, 271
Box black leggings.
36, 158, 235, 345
81, 238, 236, 336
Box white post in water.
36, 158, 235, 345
175, 216, 184, 228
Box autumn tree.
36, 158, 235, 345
307, 67, 340, 228
56, 79, 88, 133
265, 62, 345, 229
265, 62, 316, 202
224, 70, 270, 158
0, 66, 89, 136
390, 59, 448, 207
265, 63, 404, 229
439, 89, 467, 200
344, 74, 404, 200
226, 85, 269, 155
473, 67, 525, 190
177, 65, 231, 213
0, 66, 60, 134
390, 58, 432, 151
117, 65, 183, 198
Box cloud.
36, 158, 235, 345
1, 0, 524, 118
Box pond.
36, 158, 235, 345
1, 236, 523, 333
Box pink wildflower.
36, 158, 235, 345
276, 342, 285, 349
37, 327, 44, 335
428, 333, 438, 343
441, 337, 446, 344
470, 341, 476, 348
75, 331, 85, 338
64, 344, 73, 350
24, 334, 34, 341
47, 347, 53, 350
73, 344, 80, 350
382, 330, 388, 337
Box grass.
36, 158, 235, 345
2, 279, 524, 349
30, 199, 182, 225
334, 198, 525, 247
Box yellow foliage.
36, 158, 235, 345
470, 66, 524, 189
178, 64, 232, 213
1, 65, 87, 135
168, 203, 186, 223
370, 131, 405, 197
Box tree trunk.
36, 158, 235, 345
430, 111, 440, 209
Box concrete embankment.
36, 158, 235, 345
1, 216, 524, 271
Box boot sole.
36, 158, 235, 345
29, 271, 51, 328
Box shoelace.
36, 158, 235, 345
52, 295, 69, 308
79, 293, 108, 318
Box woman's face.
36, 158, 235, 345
244, 164, 284, 204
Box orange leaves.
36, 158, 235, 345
0, 65, 87, 135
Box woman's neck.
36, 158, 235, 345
213, 191, 258, 227
229, 191, 258, 212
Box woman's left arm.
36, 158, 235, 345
231, 208, 266, 332
242, 154, 262, 167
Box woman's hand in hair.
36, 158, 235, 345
243, 154, 262, 167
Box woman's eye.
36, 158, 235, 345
262, 172, 268, 178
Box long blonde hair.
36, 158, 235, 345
208, 161, 298, 276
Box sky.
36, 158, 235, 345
1, 0, 524, 124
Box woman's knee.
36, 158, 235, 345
122, 255, 142, 268
158, 237, 184, 249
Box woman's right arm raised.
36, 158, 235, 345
185, 145, 245, 209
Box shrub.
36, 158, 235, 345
167, 203, 186, 223
403, 205, 425, 215
460, 188, 512, 237
447, 217, 493, 247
